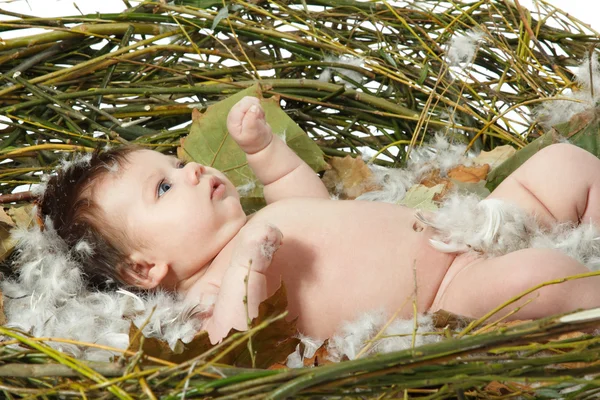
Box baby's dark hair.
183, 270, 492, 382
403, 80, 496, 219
38, 146, 141, 289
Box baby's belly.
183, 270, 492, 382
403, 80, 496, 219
252, 199, 456, 339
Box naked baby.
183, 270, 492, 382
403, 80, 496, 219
39, 96, 600, 344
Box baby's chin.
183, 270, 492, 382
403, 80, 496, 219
222, 193, 247, 217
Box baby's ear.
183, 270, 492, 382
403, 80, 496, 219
124, 252, 169, 289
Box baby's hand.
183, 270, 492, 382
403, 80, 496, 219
230, 223, 283, 273
227, 96, 274, 155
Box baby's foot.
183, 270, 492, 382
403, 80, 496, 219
230, 223, 283, 273
227, 96, 274, 154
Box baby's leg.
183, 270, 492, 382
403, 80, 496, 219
433, 248, 600, 320
489, 143, 600, 226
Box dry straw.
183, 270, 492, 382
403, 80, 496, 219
2, 0, 600, 398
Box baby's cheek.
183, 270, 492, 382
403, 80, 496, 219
223, 180, 241, 198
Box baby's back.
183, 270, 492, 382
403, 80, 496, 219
250, 198, 455, 339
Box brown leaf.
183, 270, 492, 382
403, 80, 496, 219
431, 309, 474, 330
485, 381, 512, 395
128, 323, 212, 364
0, 290, 6, 326
552, 331, 586, 341
267, 362, 288, 370
420, 169, 445, 187
0, 214, 14, 264
485, 381, 532, 395
472, 145, 516, 170
1, 205, 34, 263
419, 169, 452, 202
302, 340, 334, 367
447, 164, 490, 183
223, 283, 299, 368
126, 284, 298, 369
560, 361, 595, 369
322, 156, 381, 199
0, 208, 13, 227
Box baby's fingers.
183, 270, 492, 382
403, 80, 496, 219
227, 97, 273, 154
227, 97, 260, 134
260, 224, 283, 260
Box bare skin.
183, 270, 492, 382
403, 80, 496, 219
432, 144, 600, 321
95, 97, 600, 344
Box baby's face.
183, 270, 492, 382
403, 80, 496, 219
94, 149, 246, 288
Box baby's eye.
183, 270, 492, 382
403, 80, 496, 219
177, 160, 186, 169
157, 180, 172, 197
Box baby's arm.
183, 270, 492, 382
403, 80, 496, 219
199, 223, 282, 344
227, 96, 329, 204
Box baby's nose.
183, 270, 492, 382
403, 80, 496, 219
186, 162, 205, 184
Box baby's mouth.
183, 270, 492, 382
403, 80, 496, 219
210, 177, 226, 199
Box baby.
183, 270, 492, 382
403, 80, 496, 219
39, 96, 600, 344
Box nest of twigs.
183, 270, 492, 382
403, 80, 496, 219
3, 0, 600, 398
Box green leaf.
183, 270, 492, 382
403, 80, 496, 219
486, 107, 600, 192
179, 84, 327, 213
451, 179, 490, 198
211, 6, 229, 30
399, 184, 444, 211
417, 62, 429, 85
380, 49, 397, 68
533, 388, 564, 399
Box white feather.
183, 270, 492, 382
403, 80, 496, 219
3, 218, 208, 361
536, 55, 600, 129
10, 134, 600, 364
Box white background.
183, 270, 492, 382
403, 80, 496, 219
0, 0, 597, 194
0, 1, 598, 30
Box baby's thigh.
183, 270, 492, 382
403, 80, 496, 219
434, 248, 600, 321
489, 143, 600, 226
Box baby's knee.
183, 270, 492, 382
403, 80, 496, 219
532, 143, 591, 168
504, 248, 600, 316
510, 248, 592, 301
516, 248, 588, 280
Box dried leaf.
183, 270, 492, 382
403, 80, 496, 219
0, 289, 5, 326
431, 309, 474, 330
419, 169, 452, 201
1, 205, 34, 263
0, 208, 13, 227
7, 206, 34, 229
224, 283, 299, 368
128, 323, 209, 364
399, 184, 445, 211
0, 209, 14, 264
420, 169, 447, 188
472, 145, 516, 169
447, 164, 489, 183
267, 362, 289, 370
0, 229, 12, 266
560, 361, 594, 369
321, 156, 381, 199
553, 331, 587, 341
179, 84, 327, 213
485, 381, 532, 395
126, 284, 298, 369
301, 340, 333, 367
485, 381, 512, 395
